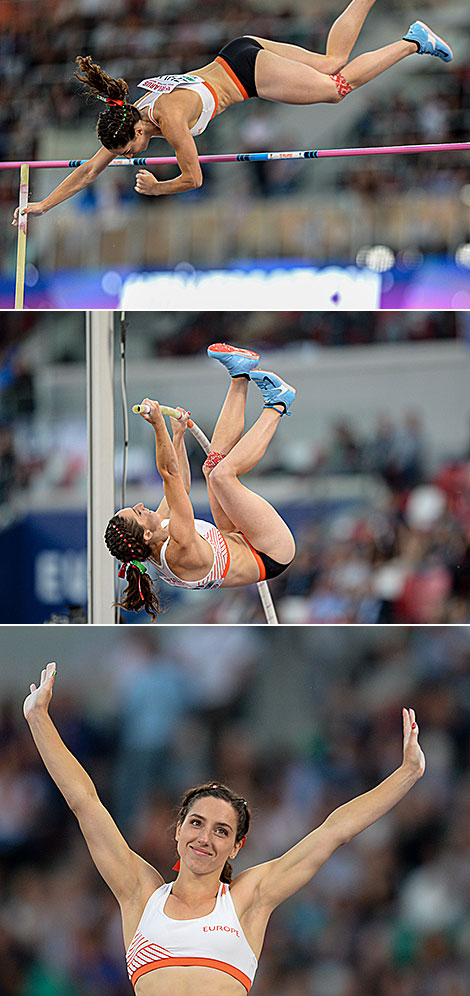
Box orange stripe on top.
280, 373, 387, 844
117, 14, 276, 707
202, 78, 219, 118
131, 957, 252, 992
146, 104, 158, 127
213, 530, 231, 581
215, 56, 249, 100
241, 534, 266, 582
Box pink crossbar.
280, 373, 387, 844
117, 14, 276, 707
1, 142, 470, 169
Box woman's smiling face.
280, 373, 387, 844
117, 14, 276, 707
176, 796, 241, 875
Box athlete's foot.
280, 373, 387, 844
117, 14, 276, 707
207, 343, 260, 377
250, 370, 296, 416
403, 21, 453, 61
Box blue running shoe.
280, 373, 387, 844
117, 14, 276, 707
207, 342, 260, 377
404, 21, 453, 61
250, 369, 296, 415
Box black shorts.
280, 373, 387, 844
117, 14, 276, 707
256, 548, 294, 581
216, 36, 263, 98
241, 533, 294, 580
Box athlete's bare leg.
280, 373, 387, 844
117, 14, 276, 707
210, 376, 248, 454
209, 408, 295, 563
203, 377, 248, 532
254, 38, 415, 104
251, 0, 378, 76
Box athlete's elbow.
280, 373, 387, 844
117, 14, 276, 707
160, 462, 181, 480
85, 166, 104, 184
321, 816, 349, 849
183, 168, 203, 190
69, 783, 97, 816
76, 166, 99, 190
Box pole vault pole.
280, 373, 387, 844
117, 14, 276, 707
86, 312, 116, 623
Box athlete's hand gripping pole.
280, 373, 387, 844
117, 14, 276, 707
132, 403, 211, 454
132, 403, 194, 427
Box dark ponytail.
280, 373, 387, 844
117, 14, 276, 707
104, 514, 163, 621
176, 783, 251, 884
74, 55, 142, 150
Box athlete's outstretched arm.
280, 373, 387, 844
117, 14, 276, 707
12, 146, 116, 225
240, 709, 425, 914
24, 662, 162, 906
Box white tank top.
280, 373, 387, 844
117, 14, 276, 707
155, 518, 230, 589
136, 75, 218, 136
126, 880, 258, 993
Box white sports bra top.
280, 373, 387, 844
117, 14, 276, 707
126, 880, 258, 993
155, 518, 230, 589
136, 75, 218, 136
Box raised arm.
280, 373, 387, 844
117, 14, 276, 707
23, 662, 162, 908
12, 146, 116, 225
134, 113, 203, 198
238, 709, 425, 916
139, 399, 196, 546
155, 407, 192, 519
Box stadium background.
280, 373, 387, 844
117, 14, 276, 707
1, 0, 470, 307
1, 310, 469, 624
0, 624, 468, 996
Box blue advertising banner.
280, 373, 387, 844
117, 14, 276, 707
0, 512, 86, 623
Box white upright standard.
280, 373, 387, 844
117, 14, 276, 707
86, 312, 116, 623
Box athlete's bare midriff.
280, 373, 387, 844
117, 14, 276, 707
222, 532, 261, 587
134, 964, 247, 996
190, 60, 247, 111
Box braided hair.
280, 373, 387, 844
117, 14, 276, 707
104, 514, 163, 620
75, 55, 142, 150
176, 783, 251, 883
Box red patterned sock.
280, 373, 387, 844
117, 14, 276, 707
330, 72, 353, 99
202, 451, 227, 474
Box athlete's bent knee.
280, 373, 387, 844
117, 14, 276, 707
202, 451, 226, 479
207, 457, 231, 489
324, 57, 346, 76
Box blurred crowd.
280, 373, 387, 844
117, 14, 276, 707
121, 310, 458, 356
0, 309, 458, 358
338, 70, 470, 200
198, 411, 470, 626
0, 627, 469, 996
